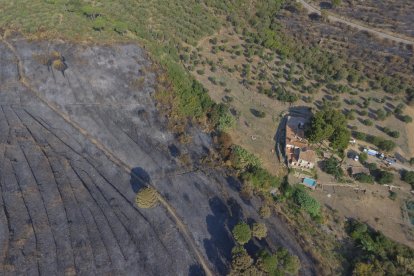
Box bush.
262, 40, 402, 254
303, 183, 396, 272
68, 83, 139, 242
241, 166, 281, 191
230, 146, 261, 170
389, 191, 397, 200
359, 152, 368, 163
293, 187, 321, 218
259, 205, 271, 218
323, 156, 344, 179
113, 21, 128, 34
362, 119, 373, 126
135, 187, 158, 208
355, 173, 374, 183
401, 170, 414, 186
232, 222, 252, 245
252, 223, 267, 239
375, 170, 394, 184
401, 115, 413, 123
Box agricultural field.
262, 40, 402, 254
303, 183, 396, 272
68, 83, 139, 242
1, 0, 414, 275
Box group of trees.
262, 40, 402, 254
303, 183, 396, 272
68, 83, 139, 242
230, 221, 300, 275
347, 220, 414, 275
293, 186, 321, 219
306, 108, 351, 152
353, 131, 396, 152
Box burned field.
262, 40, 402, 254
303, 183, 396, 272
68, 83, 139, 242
0, 37, 314, 275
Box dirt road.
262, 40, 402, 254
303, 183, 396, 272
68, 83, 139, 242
297, 0, 414, 45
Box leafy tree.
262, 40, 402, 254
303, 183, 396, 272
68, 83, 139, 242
232, 222, 252, 245
410, 158, 414, 166
241, 167, 281, 190
307, 108, 350, 152
401, 170, 414, 186
355, 173, 374, 183
359, 152, 368, 163
252, 223, 268, 239
230, 146, 261, 170
323, 156, 344, 179
375, 170, 394, 184
259, 205, 271, 218
331, 0, 341, 8
231, 248, 253, 271
293, 188, 321, 218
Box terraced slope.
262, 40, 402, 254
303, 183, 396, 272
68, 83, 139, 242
0, 36, 316, 275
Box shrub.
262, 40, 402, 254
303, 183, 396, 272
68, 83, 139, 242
401, 170, 414, 186
400, 115, 413, 123
113, 21, 128, 34
92, 17, 106, 31
259, 205, 271, 218
389, 191, 397, 200
230, 146, 261, 170
293, 187, 321, 218
362, 119, 373, 126
359, 152, 368, 163
231, 249, 253, 271
323, 156, 344, 179
375, 170, 394, 184
252, 223, 268, 239
232, 222, 252, 245
355, 173, 374, 183
241, 166, 281, 190
135, 187, 158, 208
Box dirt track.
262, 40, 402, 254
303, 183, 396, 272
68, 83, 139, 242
297, 0, 414, 45
0, 35, 317, 275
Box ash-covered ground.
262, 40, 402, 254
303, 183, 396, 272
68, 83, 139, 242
0, 36, 316, 275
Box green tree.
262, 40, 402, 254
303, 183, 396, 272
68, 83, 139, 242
376, 170, 394, 184
252, 223, 268, 239
293, 188, 321, 218
231, 248, 253, 271
232, 222, 252, 245
359, 152, 368, 163
402, 170, 414, 186
410, 158, 414, 166
259, 205, 271, 218
355, 173, 374, 183
331, 0, 341, 8
323, 156, 344, 179
307, 108, 350, 152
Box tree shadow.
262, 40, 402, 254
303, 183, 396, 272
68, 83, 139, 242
188, 264, 206, 276
203, 196, 238, 275
130, 167, 150, 193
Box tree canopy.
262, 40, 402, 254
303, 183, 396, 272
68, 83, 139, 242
307, 108, 350, 152
232, 222, 252, 245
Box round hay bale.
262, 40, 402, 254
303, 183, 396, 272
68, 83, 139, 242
50, 50, 61, 60
52, 59, 67, 72
135, 187, 158, 208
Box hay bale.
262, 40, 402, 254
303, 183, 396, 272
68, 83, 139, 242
52, 59, 67, 72
135, 187, 158, 208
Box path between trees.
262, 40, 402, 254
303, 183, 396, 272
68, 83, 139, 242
297, 0, 414, 45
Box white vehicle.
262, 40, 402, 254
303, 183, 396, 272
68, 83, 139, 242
354, 155, 359, 161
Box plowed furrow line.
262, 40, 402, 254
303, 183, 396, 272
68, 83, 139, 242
2, 36, 213, 276
15, 142, 58, 275
63, 162, 113, 272
70, 164, 128, 265
14, 108, 99, 273
13, 107, 75, 274
44, 154, 97, 274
